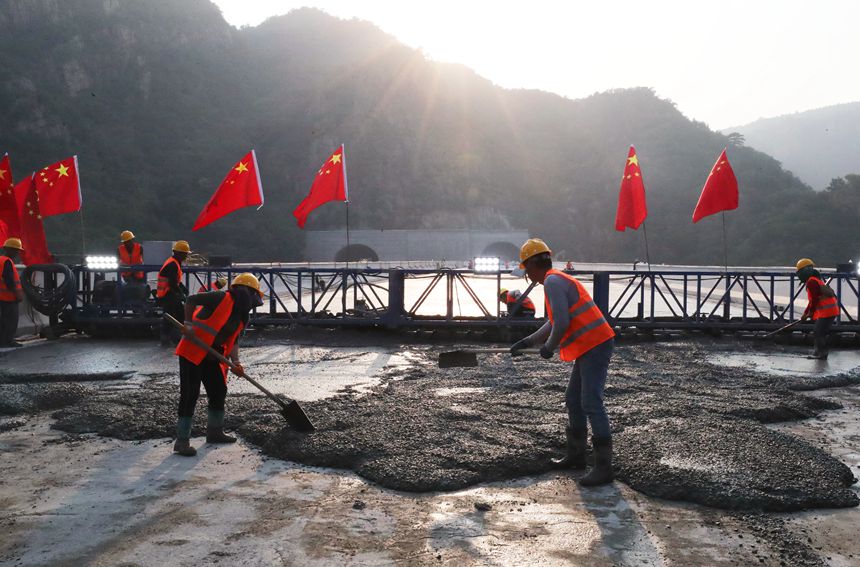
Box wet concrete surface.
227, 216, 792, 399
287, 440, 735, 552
2, 333, 860, 565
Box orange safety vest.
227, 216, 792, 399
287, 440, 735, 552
118, 243, 144, 280
175, 292, 244, 383
156, 257, 182, 299
0, 256, 22, 302
544, 269, 615, 362
505, 291, 535, 311
807, 276, 839, 320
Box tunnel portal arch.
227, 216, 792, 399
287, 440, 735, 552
335, 244, 379, 262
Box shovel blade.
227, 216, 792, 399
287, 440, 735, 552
438, 350, 479, 368
281, 399, 315, 432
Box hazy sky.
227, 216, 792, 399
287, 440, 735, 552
212, 0, 858, 129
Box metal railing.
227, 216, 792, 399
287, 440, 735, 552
65, 265, 860, 333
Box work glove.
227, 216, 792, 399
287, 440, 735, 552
181, 323, 195, 338
539, 344, 554, 359
231, 363, 245, 377
510, 338, 530, 355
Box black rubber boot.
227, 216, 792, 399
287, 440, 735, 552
550, 427, 587, 469
173, 438, 197, 456
206, 409, 236, 444
579, 436, 613, 486
173, 416, 197, 456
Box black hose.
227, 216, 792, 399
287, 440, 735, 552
21, 264, 76, 317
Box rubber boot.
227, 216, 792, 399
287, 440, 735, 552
550, 427, 587, 469
173, 416, 197, 456
206, 409, 236, 444
579, 436, 613, 487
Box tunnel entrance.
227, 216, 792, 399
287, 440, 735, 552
480, 241, 520, 261
335, 244, 380, 262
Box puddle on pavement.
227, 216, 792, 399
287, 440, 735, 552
709, 350, 860, 378
432, 387, 489, 397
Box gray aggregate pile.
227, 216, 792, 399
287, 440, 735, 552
3, 339, 858, 514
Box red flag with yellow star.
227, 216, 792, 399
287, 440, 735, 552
0, 153, 22, 242
293, 145, 347, 229
13, 174, 52, 265
34, 156, 82, 217
193, 150, 264, 231
615, 145, 648, 231
693, 148, 738, 223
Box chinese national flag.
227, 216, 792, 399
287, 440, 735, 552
34, 156, 82, 217
0, 153, 21, 241
13, 175, 53, 265
692, 149, 738, 223
293, 145, 347, 229
193, 150, 264, 231
615, 145, 648, 231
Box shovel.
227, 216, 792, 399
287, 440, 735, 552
438, 347, 540, 368
761, 320, 801, 339
166, 314, 314, 432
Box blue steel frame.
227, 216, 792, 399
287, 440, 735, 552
67, 266, 860, 333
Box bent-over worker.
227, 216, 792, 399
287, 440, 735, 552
0, 238, 24, 348
157, 240, 190, 346
117, 230, 145, 283
498, 288, 536, 317
173, 273, 264, 457
510, 238, 616, 486
797, 258, 839, 359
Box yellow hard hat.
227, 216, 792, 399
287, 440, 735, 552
3, 237, 23, 251
499, 288, 508, 300
519, 238, 552, 268
231, 273, 263, 297
796, 258, 814, 271
215, 277, 228, 289
172, 240, 191, 253
120, 230, 135, 242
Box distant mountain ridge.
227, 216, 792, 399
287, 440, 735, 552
1, 0, 857, 265
724, 102, 860, 190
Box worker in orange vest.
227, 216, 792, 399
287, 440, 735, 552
117, 230, 145, 283
797, 259, 840, 359
498, 288, 536, 317
0, 238, 25, 348
510, 238, 616, 486
157, 241, 190, 346
197, 277, 227, 294
173, 273, 264, 456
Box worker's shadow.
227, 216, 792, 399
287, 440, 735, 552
571, 477, 663, 565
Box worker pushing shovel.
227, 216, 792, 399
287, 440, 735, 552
172, 273, 265, 457
508, 238, 617, 487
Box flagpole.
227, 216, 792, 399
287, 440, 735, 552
641, 221, 652, 273
341, 143, 350, 269
721, 212, 729, 274
79, 209, 87, 261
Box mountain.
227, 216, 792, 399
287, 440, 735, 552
724, 103, 860, 190
1, 0, 857, 265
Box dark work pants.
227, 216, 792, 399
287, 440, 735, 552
178, 356, 227, 417
1, 301, 19, 345
565, 338, 614, 438
814, 316, 835, 356
159, 296, 184, 342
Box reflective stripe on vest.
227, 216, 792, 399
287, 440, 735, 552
118, 243, 144, 280
175, 293, 237, 366
506, 291, 535, 311
807, 276, 839, 320
544, 269, 615, 362
0, 256, 22, 302
156, 257, 182, 298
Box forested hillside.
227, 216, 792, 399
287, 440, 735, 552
1, 0, 857, 265
725, 102, 860, 190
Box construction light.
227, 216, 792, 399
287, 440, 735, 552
86, 255, 119, 270
473, 257, 501, 273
